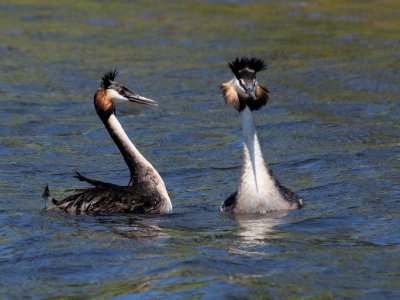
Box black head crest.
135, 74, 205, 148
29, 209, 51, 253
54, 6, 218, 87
228, 57, 266, 78
101, 69, 119, 88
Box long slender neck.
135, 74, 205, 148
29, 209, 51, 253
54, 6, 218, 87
102, 113, 172, 212
239, 106, 266, 193
103, 113, 157, 184
93, 88, 171, 212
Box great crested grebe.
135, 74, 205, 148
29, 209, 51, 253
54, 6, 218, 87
219, 57, 303, 213
43, 70, 172, 215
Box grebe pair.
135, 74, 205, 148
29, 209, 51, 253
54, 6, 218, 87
44, 57, 303, 215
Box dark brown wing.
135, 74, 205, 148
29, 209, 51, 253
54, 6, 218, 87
220, 191, 237, 212
275, 180, 304, 208
267, 168, 303, 208
56, 186, 163, 215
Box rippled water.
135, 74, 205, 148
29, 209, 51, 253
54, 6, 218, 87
1, 1, 399, 298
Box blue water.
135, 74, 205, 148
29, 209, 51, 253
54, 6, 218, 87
0, 1, 399, 298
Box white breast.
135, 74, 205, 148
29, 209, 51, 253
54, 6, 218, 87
235, 107, 291, 213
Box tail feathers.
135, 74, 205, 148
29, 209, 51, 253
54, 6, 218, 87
42, 185, 58, 209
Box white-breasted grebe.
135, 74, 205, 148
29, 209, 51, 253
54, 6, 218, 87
43, 70, 172, 215
219, 57, 303, 213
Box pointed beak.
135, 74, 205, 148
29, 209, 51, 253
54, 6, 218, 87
242, 84, 256, 100
239, 78, 257, 100
120, 86, 158, 106
126, 92, 158, 106
244, 87, 256, 100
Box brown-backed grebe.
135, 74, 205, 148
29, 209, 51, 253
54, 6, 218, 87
43, 70, 172, 215
219, 57, 303, 213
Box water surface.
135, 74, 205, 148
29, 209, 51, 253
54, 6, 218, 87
0, 1, 399, 298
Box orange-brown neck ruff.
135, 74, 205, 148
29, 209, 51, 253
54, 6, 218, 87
220, 79, 269, 112
220, 79, 242, 111
252, 84, 269, 110
94, 88, 114, 119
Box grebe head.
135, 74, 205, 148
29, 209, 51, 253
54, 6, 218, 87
101, 69, 158, 106
95, 69, 157, 118
221, 57, 269, 112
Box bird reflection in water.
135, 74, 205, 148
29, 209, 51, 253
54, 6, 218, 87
234, 211, 289, 245
98, 216, 168, 239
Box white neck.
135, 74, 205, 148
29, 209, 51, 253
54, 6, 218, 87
235, 107, 291, 213
240, 106, 261, 192
106, 114, 172, 212
107, 114, 153, 173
